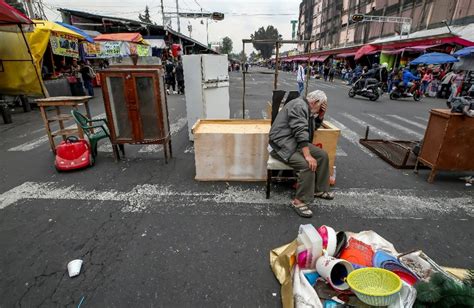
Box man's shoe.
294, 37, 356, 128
407, 93, 413, 97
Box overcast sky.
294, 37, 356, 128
43, 0, 301, 53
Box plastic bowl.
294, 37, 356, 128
347, 268, 402, 306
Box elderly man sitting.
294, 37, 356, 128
268, 90, 334, 218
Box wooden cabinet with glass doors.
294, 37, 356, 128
100, 67, 172, 162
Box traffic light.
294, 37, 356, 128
351, 14, 365, 22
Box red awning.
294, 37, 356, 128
94, 32, 144, 43
310, 54, 330, 62
382, 44, 441, 54
0, 1, 32, 24
335, 52, 356, 58
355, 44, 379, 60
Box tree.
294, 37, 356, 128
249, 51, 259, 62
221, 36, 233, 55
138, 5, 152, 24
251, 26, 282, 59
239, 50, 247, 63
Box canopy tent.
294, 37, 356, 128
355, 44, 379, 60
310, 55, 330, 62
409, 52, 459, 65
335, 52, 356, 58
0, 19, 87, 96
454, 46, 474, 57
55, 21, 94, 43
381, 44, 440, 55
0, 0, 31, 25
94, 32, 149, 45
0, 2, 45, 96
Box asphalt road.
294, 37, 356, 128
0, 68, 472, 307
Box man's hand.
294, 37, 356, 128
319, 101, 327, 119
302, 146, 317, 172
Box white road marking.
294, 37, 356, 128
1, 181, 472, 219
341, 113, 396, 139
388, 115, 427, 129
184, 145, 194, 154
414, 116, 428, 123
336, 148, 348, 157
367, 114, 423, 139
325, 116, 374, 157
137, 117, 187, 153
8, 113, 106, 152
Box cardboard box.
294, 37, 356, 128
193, 119, 270, 181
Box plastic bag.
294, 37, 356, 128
293, 264, 323, 308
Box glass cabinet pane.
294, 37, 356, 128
135, 76, 162, 139
106, 77, 133, 139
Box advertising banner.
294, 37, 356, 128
49, 32, 79, 58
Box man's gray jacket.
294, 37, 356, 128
269, 97, 323, 162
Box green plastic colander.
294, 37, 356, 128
347, 268, 402, 306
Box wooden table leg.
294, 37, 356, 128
427, 168, 437, 183
56, 106, 67, 141
39, 106, 56, 154
112, 144, 120, 162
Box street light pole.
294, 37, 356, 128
176, 0, 181, 32
160, 0, 165, 27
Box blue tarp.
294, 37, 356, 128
410, 52, 459, 65
55, 22, 94, 43
453, 46, 474, 57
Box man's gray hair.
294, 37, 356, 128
306, 90, 327, 105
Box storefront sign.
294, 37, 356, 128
49, 32, 79, 58
83, 41, 150, 58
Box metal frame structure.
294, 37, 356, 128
241, 39, 313, 119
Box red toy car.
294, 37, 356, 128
55, 136, 94, 171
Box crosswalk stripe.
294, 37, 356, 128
414, 116, 428, 123
341, 113, 395, 139
8, 113, 106, 152
325, 116, 374, 157
2, 181, 472, 219
367, 114, 423, 139
388, 115, 427, 129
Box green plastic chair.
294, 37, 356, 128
71, 110, 113, 157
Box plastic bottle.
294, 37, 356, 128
329, 166, 336, 186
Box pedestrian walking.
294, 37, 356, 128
79, 60, 96, 97
323, 65, 330, 81
165, 60, 177, 94
296, 62, 306, 95
421, 69, 433, 95
328, 67, 335, 82
176, 61, 185, 94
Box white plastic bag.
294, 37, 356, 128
293, 265, 323, 308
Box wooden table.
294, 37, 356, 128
35, 96, 92, 153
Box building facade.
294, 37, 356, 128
298, 0, 474, 52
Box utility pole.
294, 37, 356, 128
160, 0, 165, 27
175, 0, 181, 33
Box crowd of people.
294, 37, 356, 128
290, 60, 471, 101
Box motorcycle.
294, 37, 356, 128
389, 80, 422, 101
348, 77, 381, 101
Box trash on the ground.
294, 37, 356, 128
67, 259, 83, 278
316, 255, 353, 291
270, 225, 473, 308
347, 267, 402, 306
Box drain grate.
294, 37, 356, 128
360, 139, 419, 169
